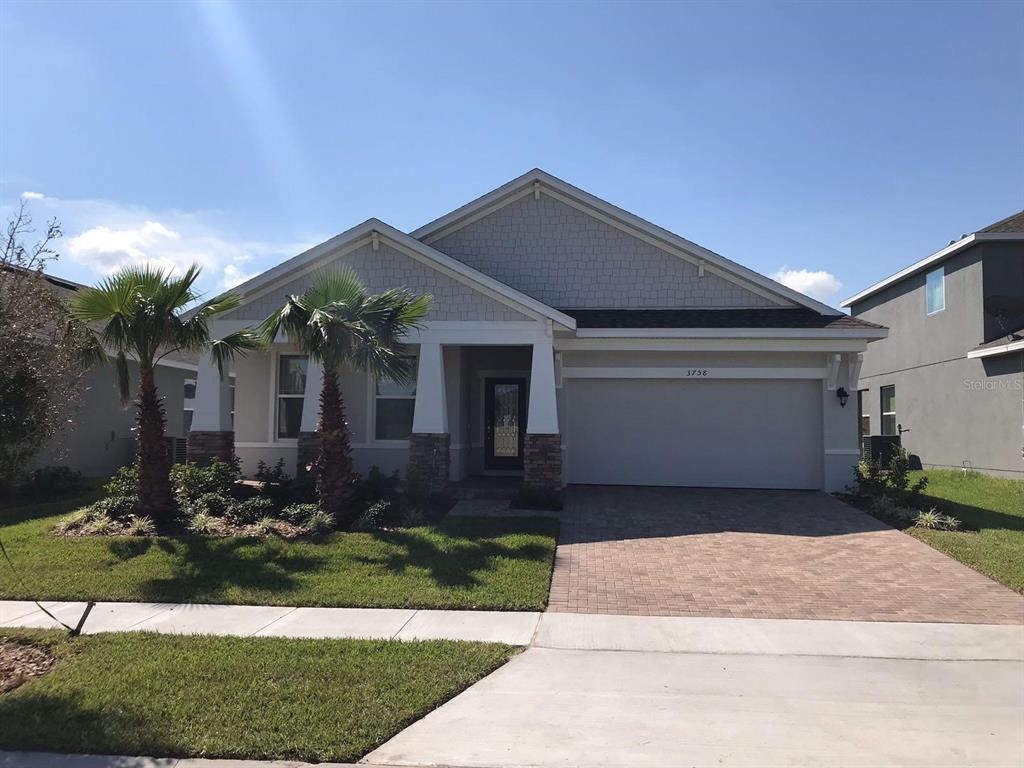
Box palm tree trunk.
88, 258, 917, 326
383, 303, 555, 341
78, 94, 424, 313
136, 367, 174, 524
317, 367, 355, 526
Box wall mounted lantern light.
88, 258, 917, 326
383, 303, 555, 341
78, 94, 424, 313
836, 387, 849, 408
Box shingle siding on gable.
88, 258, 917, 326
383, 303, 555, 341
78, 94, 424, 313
429, 193, 784, 309
222, 242, 529, 322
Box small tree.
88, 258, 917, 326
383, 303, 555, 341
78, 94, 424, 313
71, 265, 258, 523
0, 202, 92, 490
258, 268, 429, 527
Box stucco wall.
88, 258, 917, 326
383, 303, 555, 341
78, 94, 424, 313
33, 361, 189, 478
852, 242, 1024, 477
429, 193, 786, 309
222, 242, 528, 323
859, 353, 1023, 477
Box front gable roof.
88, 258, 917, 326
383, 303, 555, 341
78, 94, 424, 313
219, 218, 576, 329
412, 169, 843, 317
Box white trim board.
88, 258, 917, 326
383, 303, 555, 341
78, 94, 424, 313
562, 367, 828, 380
966, 339, 1024, 359
411, 168, 843, 317
841, 232, 1024, 307
573, 327, 887, 340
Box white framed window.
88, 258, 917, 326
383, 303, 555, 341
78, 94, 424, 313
183, 378, 196, 400
374, 356, 417, 441
926, 267, 945, 315
277, 355, 307, 439
858, 389, 870, 439
880, 385, 896, 436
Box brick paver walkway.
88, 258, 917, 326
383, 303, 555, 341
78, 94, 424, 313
546, 486, 1024, 624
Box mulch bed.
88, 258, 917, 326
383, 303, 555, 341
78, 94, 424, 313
1, 639, 56, 694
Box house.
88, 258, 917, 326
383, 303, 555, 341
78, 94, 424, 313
30, 272, 197, 477
188, 170, 886, 492
842, 211, 1024, 479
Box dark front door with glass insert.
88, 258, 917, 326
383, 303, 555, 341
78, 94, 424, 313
485, 378, 526, 470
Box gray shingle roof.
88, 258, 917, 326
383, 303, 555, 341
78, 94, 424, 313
978, 210, 1024, 234
558, 308, 886, 331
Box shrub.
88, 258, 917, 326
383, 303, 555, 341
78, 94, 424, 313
196, 492, 233, 518
252, 516, 278, 536
512, 485, 564, 511
280, 503, 320, 525
89, 495, 138, 521
401, 466, 430, 514
104, 464, 139, 498
855, 448, 929, 506
355, 500, 389, 531
401, 507, 426, 527
19, 466, 83, 498
84, 514, 115, 535
255, 458, 315, 505
940, 514, 962, 531
53, 510, 89, 535
303, 510, 335, 535
914, 508, 942, 529
228, 496, 276, 525
188, 510, 222, 535
171, 459, 240, 501
356, 466, 401, 507
125, 516, 156, 536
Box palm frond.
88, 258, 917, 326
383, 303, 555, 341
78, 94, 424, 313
114, 352, 131, 404
209, 329, 261, 378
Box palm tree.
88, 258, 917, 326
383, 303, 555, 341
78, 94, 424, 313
71, 265, 258, 523
258, 268, 429, 526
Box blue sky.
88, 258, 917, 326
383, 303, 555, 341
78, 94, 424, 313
2, 0, 1021, 306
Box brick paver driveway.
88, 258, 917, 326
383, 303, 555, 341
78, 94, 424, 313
546, 486, 1024, 624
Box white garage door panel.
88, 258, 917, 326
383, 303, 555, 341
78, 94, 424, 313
567, 379, 822, 489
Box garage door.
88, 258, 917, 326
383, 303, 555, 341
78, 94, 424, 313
566, 378, 823, 489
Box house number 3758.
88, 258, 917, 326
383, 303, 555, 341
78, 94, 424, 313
686, 369, 709, 377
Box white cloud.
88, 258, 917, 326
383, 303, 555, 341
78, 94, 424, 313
21, 191, 45, 200
9, 193, 317, 298
69, 221, 182, 271
771, 267, 842, 303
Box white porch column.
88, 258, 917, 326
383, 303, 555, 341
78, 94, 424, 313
300, 359, 324, 432
412, 342, 447, 434
191, 352, 231, 432
526, 340, 559, 434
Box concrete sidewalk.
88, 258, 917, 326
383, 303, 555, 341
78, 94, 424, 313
3, 600, 1022, 659
0, 600, 540, 645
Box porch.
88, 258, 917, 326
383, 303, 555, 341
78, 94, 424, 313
187, 333, 564, 491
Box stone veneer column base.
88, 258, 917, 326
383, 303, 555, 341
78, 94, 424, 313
297, 431, 321, 475
187, 431, 235, 466
408, 433, 450, 492
524, 433, 562, 490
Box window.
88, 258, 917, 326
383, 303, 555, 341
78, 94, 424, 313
375, 357, 417, 440
277, 355, 307, 439
183, 409, 194, 433
858, 389, 870, 439
926, 267, 945, 314
183, 379, 196, 400
880, 385, 896, 436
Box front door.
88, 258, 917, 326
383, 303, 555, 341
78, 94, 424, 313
485, 378, 526, 470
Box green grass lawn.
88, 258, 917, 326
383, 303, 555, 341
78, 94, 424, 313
0, 629, 514, 762
0, 490, 558, 610
907, 470, 1024, 593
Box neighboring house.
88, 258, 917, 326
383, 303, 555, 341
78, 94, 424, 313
188, 169, 885, 491
843, 211, 1024, 479
31, 272, 197, 477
